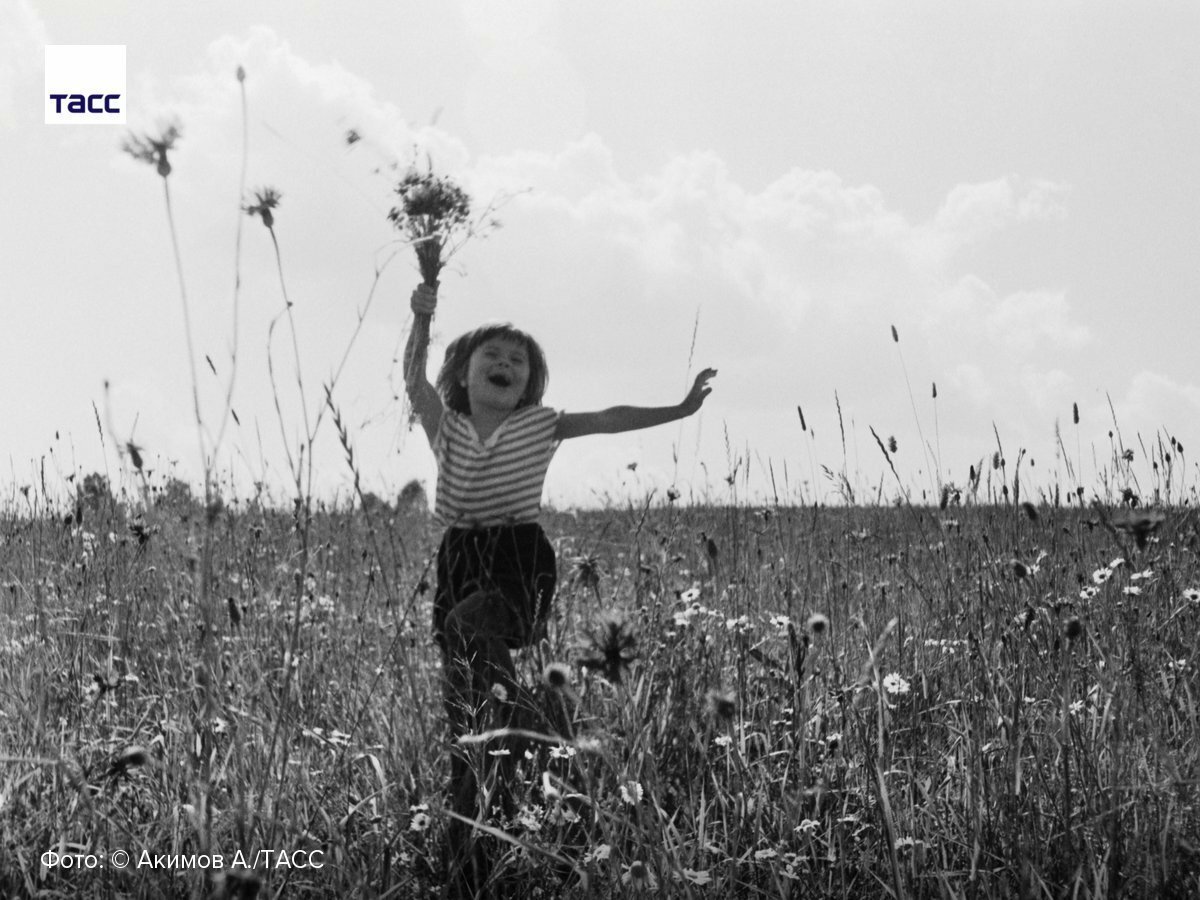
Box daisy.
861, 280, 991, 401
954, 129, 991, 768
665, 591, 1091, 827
621, 861, 657, 890
883, 673, 911, 696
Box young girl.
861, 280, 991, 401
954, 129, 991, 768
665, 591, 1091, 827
404, 282, 715, 887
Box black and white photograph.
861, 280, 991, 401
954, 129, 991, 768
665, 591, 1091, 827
3, 1, 1200, 897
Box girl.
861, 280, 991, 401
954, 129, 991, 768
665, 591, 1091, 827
404, 282, 715, 889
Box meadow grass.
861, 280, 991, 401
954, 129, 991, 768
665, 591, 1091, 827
4, 469, 1200, 898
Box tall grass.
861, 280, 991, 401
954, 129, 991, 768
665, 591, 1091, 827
4, 460, 1200, 897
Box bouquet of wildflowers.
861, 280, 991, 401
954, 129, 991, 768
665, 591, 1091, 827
388, 168, 473, 357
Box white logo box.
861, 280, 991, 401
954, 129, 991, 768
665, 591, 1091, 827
45, 45, 127, 125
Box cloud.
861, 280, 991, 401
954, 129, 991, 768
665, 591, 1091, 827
1114, 371, 1200, 440
931, 176, 1068, 254
90, 27, 1099, 502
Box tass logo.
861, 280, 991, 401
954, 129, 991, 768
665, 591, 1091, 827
45, 45, 126, 125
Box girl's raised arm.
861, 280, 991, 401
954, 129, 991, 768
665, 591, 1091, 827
404, 284, 444, 445
556, 368, 716, 440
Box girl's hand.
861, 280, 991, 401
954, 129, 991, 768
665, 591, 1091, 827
681, 368, 717, 415
411, 283, 438, 316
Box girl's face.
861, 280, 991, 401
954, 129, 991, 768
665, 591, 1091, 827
461, 336, 531, 413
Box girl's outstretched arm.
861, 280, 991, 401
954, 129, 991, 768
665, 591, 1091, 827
404, 284, 443, 445
556, 368, 716, 440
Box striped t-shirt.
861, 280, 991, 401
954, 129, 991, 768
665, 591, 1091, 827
432, 405, 560, 527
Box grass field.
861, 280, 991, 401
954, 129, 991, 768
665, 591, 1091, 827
3, 467, 1200, 898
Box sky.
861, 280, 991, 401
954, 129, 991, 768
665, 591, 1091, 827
3, 1, 1200, 510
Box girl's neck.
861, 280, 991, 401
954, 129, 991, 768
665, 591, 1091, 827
468, 406, 512, 442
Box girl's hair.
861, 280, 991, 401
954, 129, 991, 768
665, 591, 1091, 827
436, 323, 549, 415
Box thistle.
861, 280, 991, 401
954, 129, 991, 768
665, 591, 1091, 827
121, 123, 181, 178
244, 187, 282, 229
579, 615, 637, 683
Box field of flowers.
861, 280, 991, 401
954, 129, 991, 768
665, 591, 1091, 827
3, 470, 1200, 899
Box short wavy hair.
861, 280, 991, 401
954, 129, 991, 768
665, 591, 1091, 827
435, 323, 549, 415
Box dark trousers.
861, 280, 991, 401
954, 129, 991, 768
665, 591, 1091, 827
434, 524, 556, 897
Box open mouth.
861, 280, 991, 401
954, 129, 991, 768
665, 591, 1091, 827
487, 373, 513, 388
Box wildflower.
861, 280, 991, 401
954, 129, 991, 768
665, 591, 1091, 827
243, 187, 282, 228
579, 615, 637, 683
549, 744, 577, 760
388, 168, 474, 285
706, 688, 737, 721
517, 805, 542, 830
806, 612, 829, 635
714, 734, 732, 748
570, 555, 603, 591
121, 122, 181, 178
1069, 700, 1085, 716
621, 861, 657, 890
1092, 568, 1112, 585
1184, 588, 1200, 605
583, 843, 612, 864
796, 818, 820, 836
894, 836, 919, 852
619, 781, 643, 806
681, 868, 712, 885
1113, 510, 1166, 549
1122, 586, 1142, 596
1079, 586, 1100, 601
490, 683, 509, 703
107, 745, 149, 778
1131, 568, 1155, 581
543, 662, 571, 691
770, 614, 791, 631
883, 673, 911, 696
725, 614, 752, 633
409, 812, 431, 833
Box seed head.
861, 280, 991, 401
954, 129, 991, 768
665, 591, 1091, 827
806, 613, 829, 635
706, 687, 737, 721
543, 662, 571, 691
